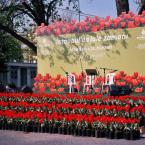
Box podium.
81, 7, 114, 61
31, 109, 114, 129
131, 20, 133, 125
83, 69, 98, 93
85, 69, 98, 76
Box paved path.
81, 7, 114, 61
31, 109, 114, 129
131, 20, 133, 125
0, 130, 145, 145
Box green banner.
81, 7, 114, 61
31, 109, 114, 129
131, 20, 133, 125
36, 27, 145, 75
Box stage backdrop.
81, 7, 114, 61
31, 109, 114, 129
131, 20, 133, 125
36, 27, 145, 76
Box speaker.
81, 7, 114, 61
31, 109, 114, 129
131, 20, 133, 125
109, 85, 132, 96
109, 85, 122, 96
64, 86, 78, 93
0, 83, 6, 92
21, 85, 33, 93
120, 85, 132, 95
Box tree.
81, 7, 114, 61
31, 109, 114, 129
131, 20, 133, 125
115, 0, 129, 16
0, 0, 79, 53
0, 32, 23, 62
0, 30, 23, 73
135, 0, 145, 14
0, 8, 23, 73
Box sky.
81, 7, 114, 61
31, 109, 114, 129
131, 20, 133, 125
78, 0, 139, 19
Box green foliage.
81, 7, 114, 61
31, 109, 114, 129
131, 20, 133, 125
0, 0, 79, 31
0, 0, 80, 51
0, 31, 23, 62
0, 30, 23, 73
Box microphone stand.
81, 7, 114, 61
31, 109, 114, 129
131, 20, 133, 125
60, 67, 74, 82
80, 58, 85, 78
60, 66, 67, 74
96, 67, 100, 76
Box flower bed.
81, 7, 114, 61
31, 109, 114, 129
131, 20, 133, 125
35, 11, 145, 36
0, 93, 145, 139
33, 71, 145, 94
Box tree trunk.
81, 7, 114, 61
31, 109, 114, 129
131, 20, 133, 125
138, 2, 145, 14
0, 23, 37, 53
115, 0, 129, 16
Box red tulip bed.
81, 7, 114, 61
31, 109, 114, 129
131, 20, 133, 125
35, 11, 145, 36
33, 71, 145, 94
0, 93, 145, 140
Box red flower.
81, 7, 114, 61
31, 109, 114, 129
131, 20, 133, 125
39, 118, 44, 124
50, 88, 56, 92
133, 72, 139, 78
91, 26, 99, 32
135, 87, 143, 93
39, 83, 45, 92
46, 83, 51, 88
143, 80, 145, 86
120, 22, 126, 28
132, 79, 138, 87
119, 81, 126, 86
57, 88, 64, 92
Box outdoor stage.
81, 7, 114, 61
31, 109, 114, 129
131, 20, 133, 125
34, 11, 145, 96
1, 11, 145, 142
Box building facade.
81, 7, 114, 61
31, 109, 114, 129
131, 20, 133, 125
0, 62, 37, 88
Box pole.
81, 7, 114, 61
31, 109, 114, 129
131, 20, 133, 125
78, 0, 81, 22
